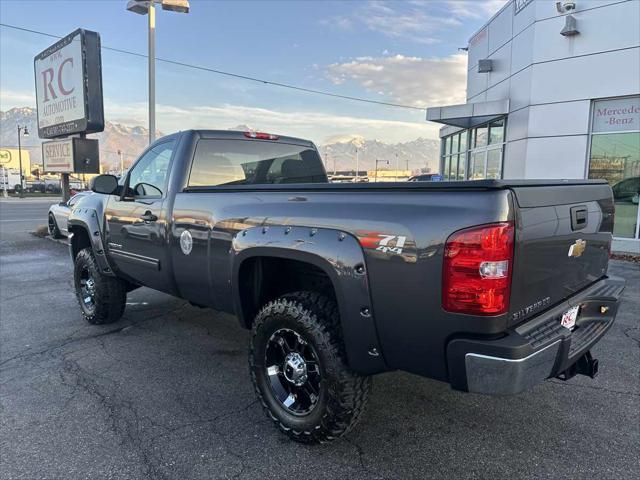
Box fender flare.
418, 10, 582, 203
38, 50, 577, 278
231, 225, 387, 375
68, 207, 115, 276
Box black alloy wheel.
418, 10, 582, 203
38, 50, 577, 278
264, 328, 322, 415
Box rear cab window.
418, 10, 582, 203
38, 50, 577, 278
187, 139, 328, 187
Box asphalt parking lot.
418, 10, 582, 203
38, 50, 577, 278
0, 199, 638, 480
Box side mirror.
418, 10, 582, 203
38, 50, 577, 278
91, 174, 119, 195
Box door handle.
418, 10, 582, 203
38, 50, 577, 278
140, 211, 158, 223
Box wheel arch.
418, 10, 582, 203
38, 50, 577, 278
68, 206, 115, 276
231, 225, 387, 375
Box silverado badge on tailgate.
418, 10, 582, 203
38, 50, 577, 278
568, 239, 586, 258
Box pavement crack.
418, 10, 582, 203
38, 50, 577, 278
549, 379, 639, 397
622, 327, 640, 348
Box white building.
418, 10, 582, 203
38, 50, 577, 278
426, 0, 640, 253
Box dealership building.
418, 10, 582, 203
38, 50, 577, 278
426, 0, 640, 253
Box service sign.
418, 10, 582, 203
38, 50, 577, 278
34, 29, 104, 139
42, 138, 74, 173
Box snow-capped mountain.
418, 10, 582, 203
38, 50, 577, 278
319, 136, 440, 174
0, 107, 156, 173
1, 107, 440, 175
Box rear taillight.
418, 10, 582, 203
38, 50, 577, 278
244, 131, 279, 140
442, 222, 514, 316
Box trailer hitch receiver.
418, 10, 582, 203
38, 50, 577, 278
556, 351, 599, 381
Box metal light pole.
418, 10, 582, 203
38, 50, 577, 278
395, 153, 399, 182
17, 125, 29, 198
118, 149, 124, 175
374, 159, 389, 183
127, 0, 190, 145
355, 147, 359, 182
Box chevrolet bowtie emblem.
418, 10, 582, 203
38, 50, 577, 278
568, 239, 587, 258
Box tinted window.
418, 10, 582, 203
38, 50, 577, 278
128, 141, 175, 198
188, 139, 327, 186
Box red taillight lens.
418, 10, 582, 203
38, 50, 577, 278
442, 222, 514, 316
244, 131, 279, 140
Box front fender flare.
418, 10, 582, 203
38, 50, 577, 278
231, 225, 387, 375
68, 207, 114, 276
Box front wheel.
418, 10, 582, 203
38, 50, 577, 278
250, 291, 372, 443
74, 248, 127, 324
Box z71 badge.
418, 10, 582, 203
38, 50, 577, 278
357, 232, 408, 255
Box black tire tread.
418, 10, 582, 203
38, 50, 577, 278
74, 248, 126, 325
48, 214, 63, 239
250, 291, 371, 443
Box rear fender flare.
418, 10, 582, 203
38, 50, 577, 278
231, 225, 387, 375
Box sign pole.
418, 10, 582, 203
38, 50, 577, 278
2, 166, 7, 198
148, 2, 156, 144
17, 126, 24, 198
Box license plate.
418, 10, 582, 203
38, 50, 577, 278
561, 306, 580, 330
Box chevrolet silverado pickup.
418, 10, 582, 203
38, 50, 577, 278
68, 129, 625, 443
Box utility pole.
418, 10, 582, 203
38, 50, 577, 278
17, 125, 29, 198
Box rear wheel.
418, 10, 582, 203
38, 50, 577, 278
250, 291, 371, 443
73, 248, 127, 324
48, 214, 63, 239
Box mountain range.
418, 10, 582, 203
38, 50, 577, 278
1, 107, 440, 174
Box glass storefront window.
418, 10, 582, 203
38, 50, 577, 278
588, 132, 640, 238
443, 156, 451, 180
489, 119, 505, 144
486, 148, 502, 179
460, 131, 468, 152
439, 118, 505, 182
475, 126, 488, 148
456, 154, 465, 180
452, 134, 459, 153
470, 151, 486, 180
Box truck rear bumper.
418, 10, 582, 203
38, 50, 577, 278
447, 276, 625, 395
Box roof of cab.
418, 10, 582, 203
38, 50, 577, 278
186, 129, 316, 148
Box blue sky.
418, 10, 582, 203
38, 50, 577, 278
0, 0, 505, 144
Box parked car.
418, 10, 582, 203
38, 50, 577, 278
69, 130, 624, 443
408, 173, 441, 182
48, 191, 92, 238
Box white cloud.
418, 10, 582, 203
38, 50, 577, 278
1, 88, 439, 143
321, 0, 507, 44
327, 53, 468, 108
0, 90, 36, 109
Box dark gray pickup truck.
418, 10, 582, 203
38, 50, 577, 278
68, 129, 625, 443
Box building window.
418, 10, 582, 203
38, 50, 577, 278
441, 130, 467, 180
441, 118, 505, 181
588, 96, 640, 240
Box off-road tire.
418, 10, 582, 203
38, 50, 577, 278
74, 248, 127, 325
48, 214, 63, 239
250, 291, 372, 443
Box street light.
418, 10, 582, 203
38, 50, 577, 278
17, 125, 29, 198
126, 0, 190, 144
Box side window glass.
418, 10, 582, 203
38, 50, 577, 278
128, 141, 175, 198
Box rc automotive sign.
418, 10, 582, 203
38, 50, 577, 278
34, 29, 104, 139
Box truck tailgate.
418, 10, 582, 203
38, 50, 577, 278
509, 183, 614, 325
